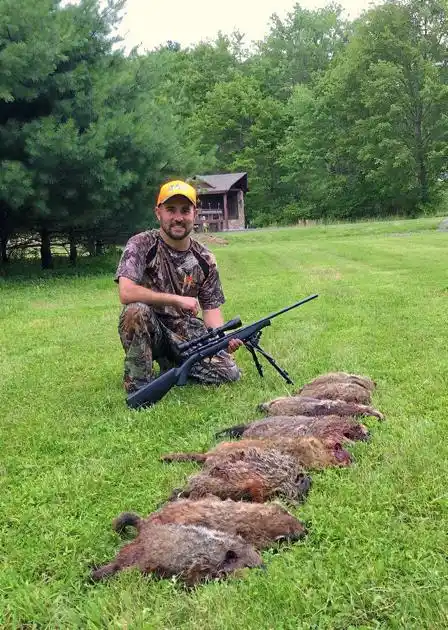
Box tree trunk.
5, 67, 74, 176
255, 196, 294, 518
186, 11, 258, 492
0, 206, 9, 264
418, 152, 428, 205
415, 107, 429, 205
69, 232, 77, 266
87, 236, 96, 256
95, 240, 104, 256
40, 228, 53, 269
1, 235, 8, 264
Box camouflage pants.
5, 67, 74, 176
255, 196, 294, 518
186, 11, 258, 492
118, 302, 242, 393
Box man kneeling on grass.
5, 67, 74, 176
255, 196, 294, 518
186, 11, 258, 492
114, 179, 242, 394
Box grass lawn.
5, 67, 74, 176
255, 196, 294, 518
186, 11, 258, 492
1, 216, 447, 629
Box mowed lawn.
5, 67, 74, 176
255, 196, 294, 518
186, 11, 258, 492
1, 217, 447, 629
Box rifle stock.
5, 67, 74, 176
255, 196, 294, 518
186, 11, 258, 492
127, 367, 181, 409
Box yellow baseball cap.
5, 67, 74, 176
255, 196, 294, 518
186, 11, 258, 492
157, 180, 197, 207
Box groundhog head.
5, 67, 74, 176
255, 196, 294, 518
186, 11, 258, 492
294, 471, 312, 496
321, 437, 352, 466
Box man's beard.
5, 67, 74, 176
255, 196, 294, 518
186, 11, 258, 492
161, 221, 193, 241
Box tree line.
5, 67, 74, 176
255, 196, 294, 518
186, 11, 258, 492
1, 0, 447, 267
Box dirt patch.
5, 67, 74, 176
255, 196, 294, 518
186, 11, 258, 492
30, 301, 58, 311
308, 267, 343, 280
195, 234, 229, 246
28, 318, 48, 329
387, 231, 421, 238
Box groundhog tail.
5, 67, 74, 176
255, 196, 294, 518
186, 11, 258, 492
370, 407, 385, 421
90, 561, 119, 581
112, 511, 142, 533
160, 452, 207, 463
214, 424, 247, 439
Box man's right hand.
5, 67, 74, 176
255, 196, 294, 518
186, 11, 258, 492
118, 278, 200, 316
172, 296, 200, 317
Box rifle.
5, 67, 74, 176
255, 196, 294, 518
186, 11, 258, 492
126, 293, 318, 409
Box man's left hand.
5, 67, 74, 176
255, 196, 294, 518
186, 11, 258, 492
228, 338, 244, 353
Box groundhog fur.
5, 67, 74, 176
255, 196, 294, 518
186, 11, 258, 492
168, 447, 312, 504
91, 523, 263, 586
112, 497, 307, 550
215, 415, 370, 443
258, 396, 384, 421
300, 371, 376, 392
161, 435, 352, 470
294, 381, 372, 405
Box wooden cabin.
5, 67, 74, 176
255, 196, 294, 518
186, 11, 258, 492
190, 172, 248, 232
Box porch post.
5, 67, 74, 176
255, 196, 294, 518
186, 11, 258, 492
223, 193, 229, 230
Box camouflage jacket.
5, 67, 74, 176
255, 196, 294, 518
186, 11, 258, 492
115, 230, 225, 326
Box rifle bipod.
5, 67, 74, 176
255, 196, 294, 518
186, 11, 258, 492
243, 331, 294, 385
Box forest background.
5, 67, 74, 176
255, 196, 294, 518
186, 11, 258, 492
1, 0, 447, 268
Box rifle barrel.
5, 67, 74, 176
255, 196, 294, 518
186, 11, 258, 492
264, 293, 318, 321
191, 293, 319, 358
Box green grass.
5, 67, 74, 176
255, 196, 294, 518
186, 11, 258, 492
1, 217, 448, 629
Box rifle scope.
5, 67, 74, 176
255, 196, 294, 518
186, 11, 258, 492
178, 317, 242, 353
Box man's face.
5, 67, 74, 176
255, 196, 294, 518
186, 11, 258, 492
155, 195, 197, 241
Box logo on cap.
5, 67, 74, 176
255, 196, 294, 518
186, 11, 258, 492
157, 180, 197, 207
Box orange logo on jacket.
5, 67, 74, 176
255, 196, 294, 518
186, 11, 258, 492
182, 273, 195, 293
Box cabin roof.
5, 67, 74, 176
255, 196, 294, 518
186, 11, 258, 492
192, 172, 248, 193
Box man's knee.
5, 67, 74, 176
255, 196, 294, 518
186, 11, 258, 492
210, 360, 242, 384
223, 359, 242, 383
121, 301, 155, 320
189, 352, 242, 385
119, 302, 158, 337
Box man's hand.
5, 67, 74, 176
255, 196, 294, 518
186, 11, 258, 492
228, 338, 244, 353
172, 295, 200, 317
202, 308, 243, 353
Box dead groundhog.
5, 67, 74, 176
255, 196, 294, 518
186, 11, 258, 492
168, 447, 312, 504
215, 414, 370, 443
161, 435, 352, 470
294, 381, 372, 405
258, 396, 384, 421
91, 522, 263, 586
113, 496, 307, 550
300, 371, 376, 392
